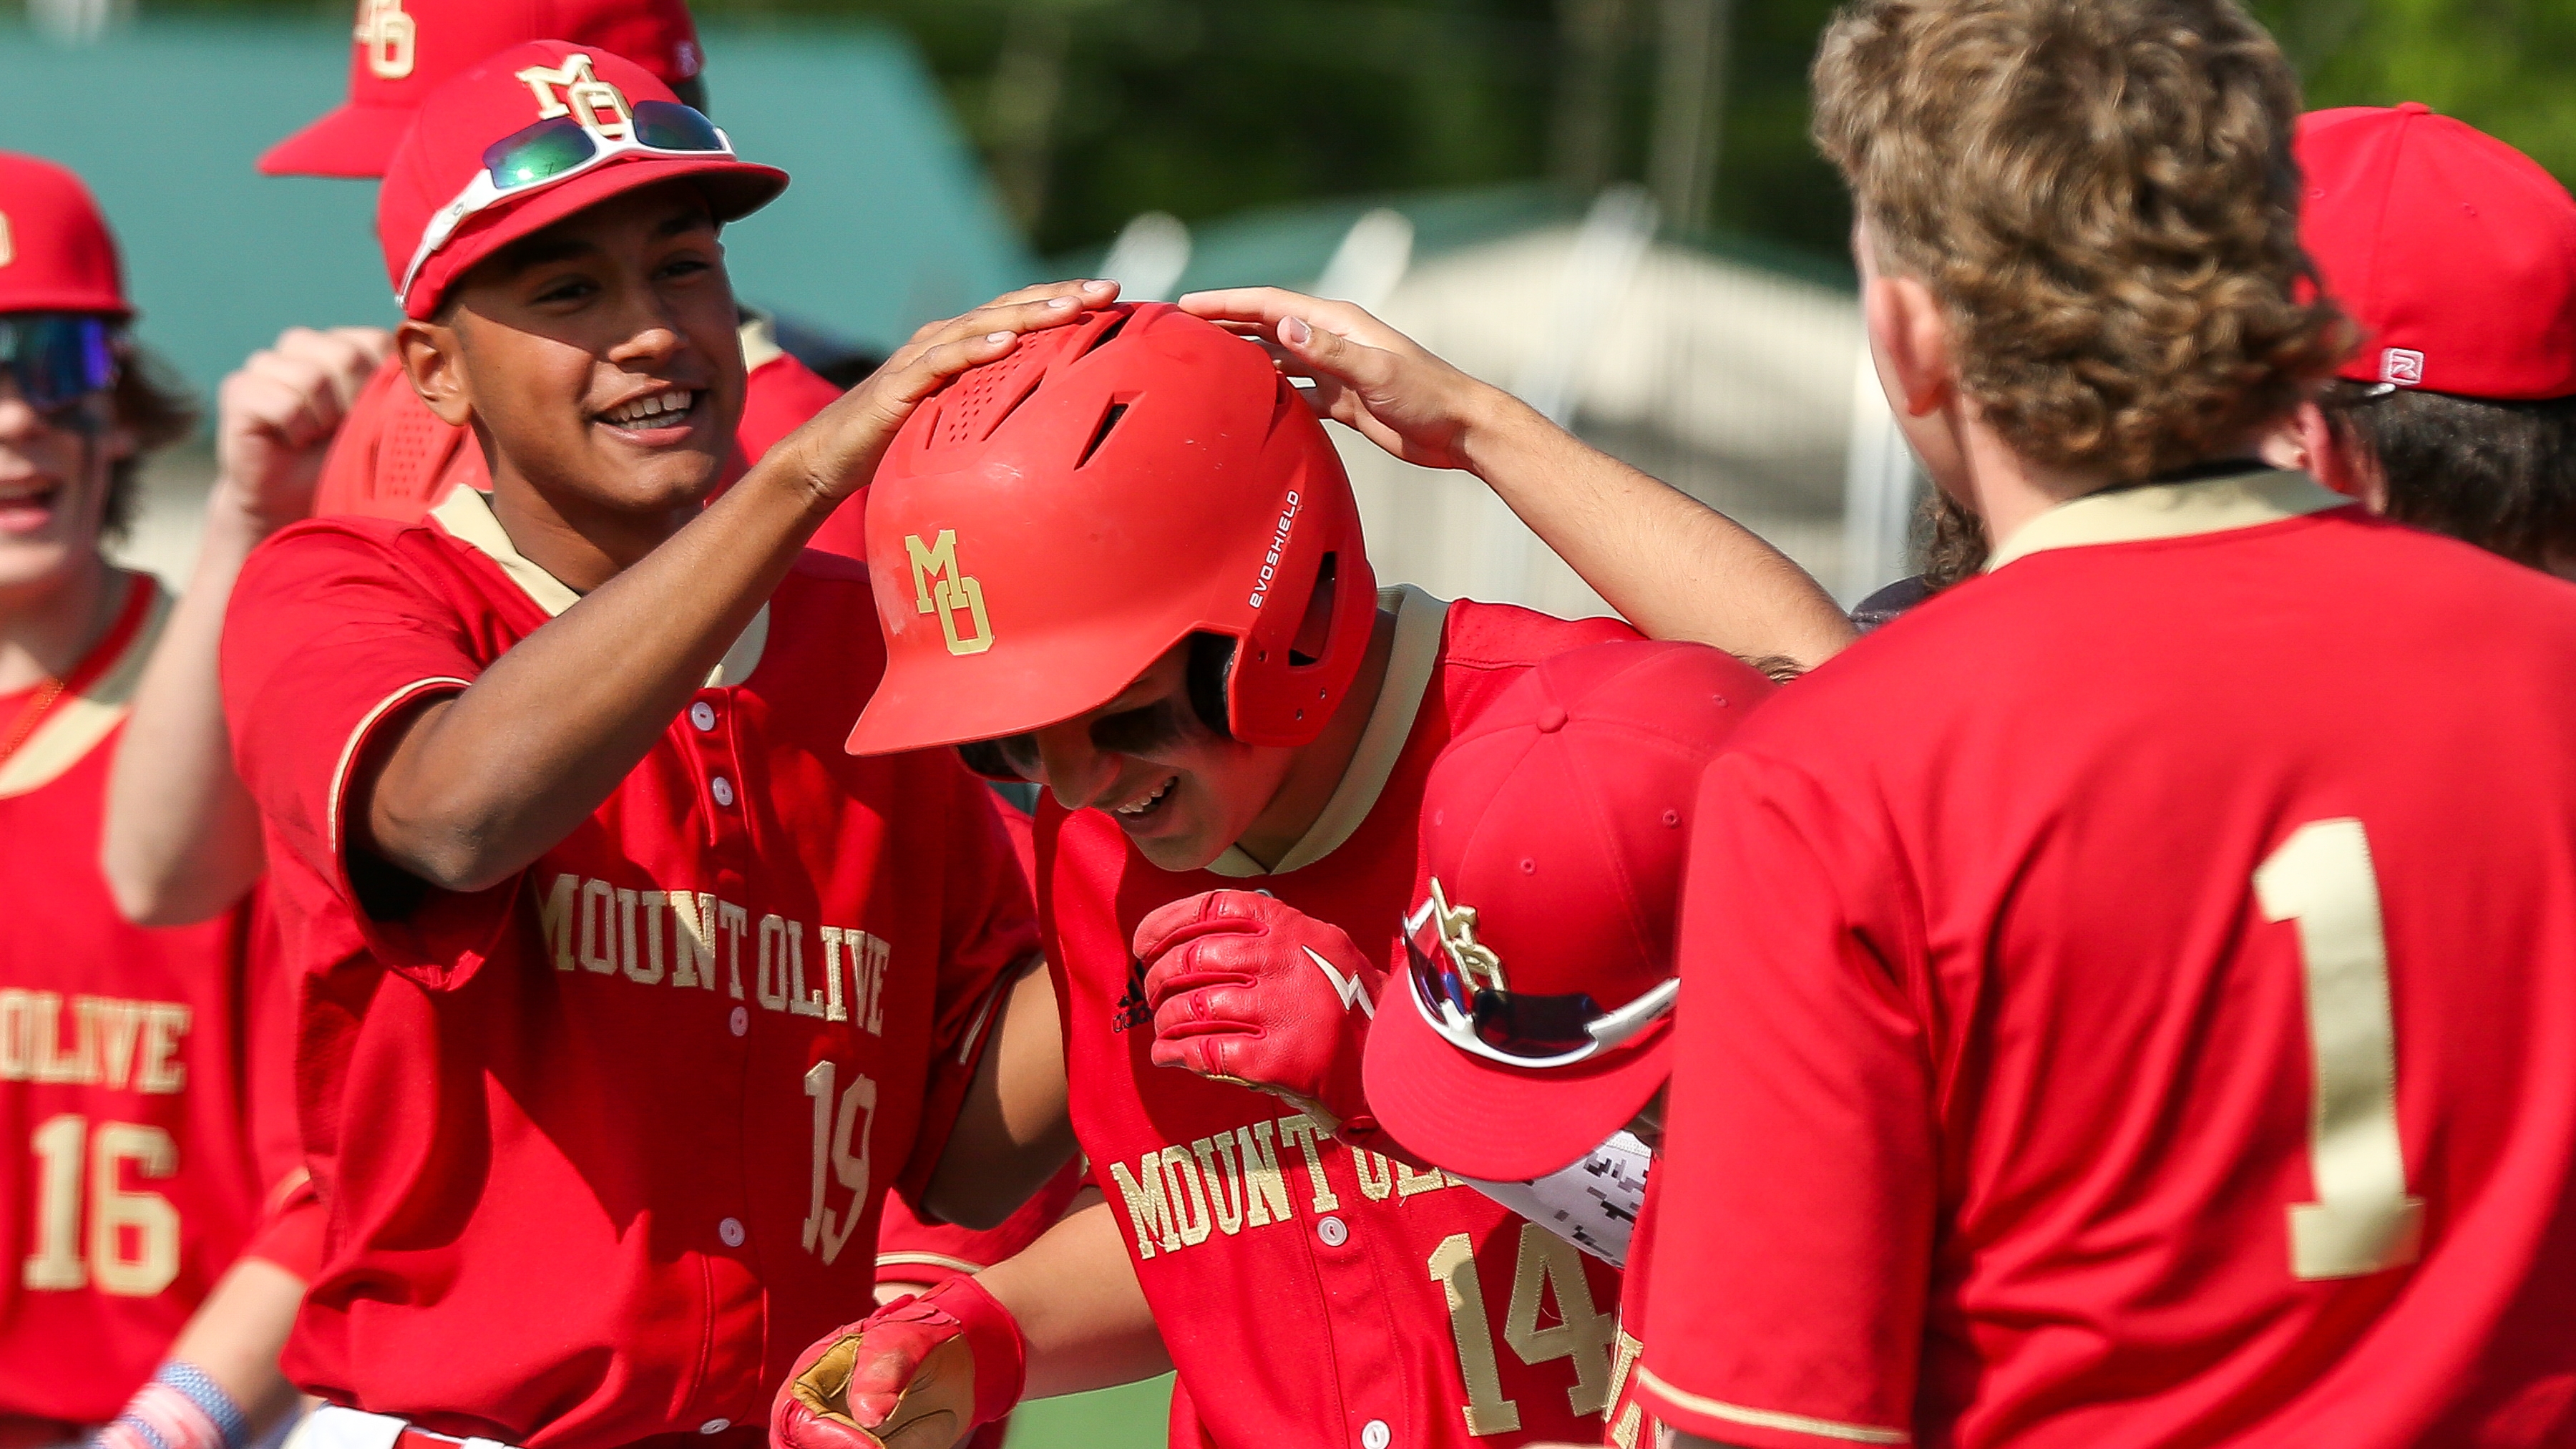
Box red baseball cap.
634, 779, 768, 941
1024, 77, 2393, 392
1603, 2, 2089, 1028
1363, 640, 1768, 1183
2298, 103, 2576, 400
379, 41, 785, 320
261, 0, 707, 179
0, 152, 130, 318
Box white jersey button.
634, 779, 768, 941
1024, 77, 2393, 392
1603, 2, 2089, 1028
711, 776, 736, 807
698, 1422, 731, 1436
729, 1005, 748, 1037
690, 701, 717, 732
1317, 1214, 1348, 1247
718, 1217, 746, 1247
1361, 1420, 1390, 1449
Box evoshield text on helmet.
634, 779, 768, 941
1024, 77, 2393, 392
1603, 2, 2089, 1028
845, 303, 1377, 758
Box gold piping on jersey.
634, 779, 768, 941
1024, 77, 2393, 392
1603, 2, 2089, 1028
1204, 584, 1450, 879
1985, 469, 2348, 573
0, 575, 168, 798
431, 487, 771, 686
1631, 1364, 1910, 1445
738, 309, 788, 373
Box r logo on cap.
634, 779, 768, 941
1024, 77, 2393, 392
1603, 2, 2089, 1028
354, 0, 415, 80
2381, 348, 2426, 387
515, 52, 633, 140
904, 530, 995, 656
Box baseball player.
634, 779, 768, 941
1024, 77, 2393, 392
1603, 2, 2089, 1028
0, 152, 307, 1449
1865, 104, 2576, 625
263, 0, 846, 536
1121, 638, 1762, 1449
213, 45, 1094, 1448
771, 301, 1843, 1449
1636, 2, 2576, 1445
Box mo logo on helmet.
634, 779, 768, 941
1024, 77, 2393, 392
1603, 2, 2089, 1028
904, 530, 994, 657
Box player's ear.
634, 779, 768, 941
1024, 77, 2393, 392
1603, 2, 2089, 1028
1865, 271, 1954, 421
398, 316, 472, 428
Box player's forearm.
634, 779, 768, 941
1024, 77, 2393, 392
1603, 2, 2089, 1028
161, 1255, 306, 1435
924, 964, 1078, 1229
1459, 394, 1858, 668
361, 463, 829, 893
102, 496, 274, 924
977, 1201, 1173, 1399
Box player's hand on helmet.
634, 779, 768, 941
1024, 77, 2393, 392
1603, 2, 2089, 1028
772, 1277, 1028, 1449
1176, 286, 1511, 474
781, 278, 1121, 504
213, 326, 391, 532
1134, 889, 1387, 1140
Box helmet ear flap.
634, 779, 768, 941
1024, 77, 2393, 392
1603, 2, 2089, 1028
1227, 537, 1379, 746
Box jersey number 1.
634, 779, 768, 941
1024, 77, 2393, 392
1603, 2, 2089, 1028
2254, 818, 2425, 1281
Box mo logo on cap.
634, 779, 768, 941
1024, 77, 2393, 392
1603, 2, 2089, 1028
515, 52, 633, 139
904, 531, 995, 656
354, 0, 415, 80
0, 214, 12, 269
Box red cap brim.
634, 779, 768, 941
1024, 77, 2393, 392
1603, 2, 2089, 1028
260, 102, 420, 179
400, 153, 788, 319
1363, 976, 1671, 1183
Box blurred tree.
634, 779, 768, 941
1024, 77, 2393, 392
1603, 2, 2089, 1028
128, 0, 2576, 268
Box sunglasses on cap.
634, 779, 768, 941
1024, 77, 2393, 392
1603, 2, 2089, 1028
1402, 877, 1677, 1069
399, 99, 737, 308
0, 315, 118, 420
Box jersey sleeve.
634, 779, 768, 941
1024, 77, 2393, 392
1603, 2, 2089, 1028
221, 523, 504, 986
892, 764, 1045, 1206
1634, 753, 1936, 1449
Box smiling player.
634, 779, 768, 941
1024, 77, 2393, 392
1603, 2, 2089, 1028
214, 47, 1089, 1447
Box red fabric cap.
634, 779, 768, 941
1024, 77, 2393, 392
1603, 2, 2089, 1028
1363, 638, 1768, 1182
260, 0, 706, 179
0, 152, 130, 318
2299, 103, 2576, 401
377, 40, 784, 319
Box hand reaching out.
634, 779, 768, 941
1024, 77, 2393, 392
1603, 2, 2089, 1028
779, 278, 1121, 506
1177, 286, 1530, 474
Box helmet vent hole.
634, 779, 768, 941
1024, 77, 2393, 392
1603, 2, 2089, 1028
1078, 400, 1133, 469
1079, 310, 1133, 357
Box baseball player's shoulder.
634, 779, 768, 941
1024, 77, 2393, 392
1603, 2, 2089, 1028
1435, 593, 1641, 675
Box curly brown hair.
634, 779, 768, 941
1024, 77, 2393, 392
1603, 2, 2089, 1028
1813, 0, 2349, 482
103, 340, 199, 542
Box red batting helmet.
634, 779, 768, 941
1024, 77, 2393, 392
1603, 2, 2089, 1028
845, 303, 1375, 756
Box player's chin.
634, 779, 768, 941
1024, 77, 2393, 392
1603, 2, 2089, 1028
586, 442, 728, 511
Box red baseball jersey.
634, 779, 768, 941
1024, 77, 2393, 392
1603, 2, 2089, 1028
1039, 586, 1639, 1449
310, 315, 859, 555
220, 487, 1036, 1449
1601, 1173, 1659, 1449
0, 580, 298, 1425
1638, 472, 2576, 1448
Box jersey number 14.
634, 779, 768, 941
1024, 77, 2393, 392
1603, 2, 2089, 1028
2255, 818, 2426, 1282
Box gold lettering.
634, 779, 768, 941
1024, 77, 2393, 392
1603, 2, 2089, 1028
1397, 1160, 1455, 1199
34, 995, 90, 1085
0, 990, 31, 1080
859, 931, 890, 1035
1276, 1114, 1341, 1213
1191, 1135, 1246, 1236
1106, 1154, 1180, 1259
818, 927, 851, 1023
538, 874, 579, 972
670, 892, 717, 990
786, 919, 825, 1018
1236, 1122, 1291, 1228
615, 889, 643, 982
1159, 1146, 1214, 1246
633, 892, 670, 986
1355, 1149, 1396, 1202
578, 879, 617, 975
719, 901, 751, 1000
902, 531, 995, 656
92, 999, 146, 1091
137, 1005, 190, 1095
756, 914, 791, 1011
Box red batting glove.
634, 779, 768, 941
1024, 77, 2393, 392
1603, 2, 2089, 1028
1135, 889, 1388, 1141
771, 1277, 1027, 1449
